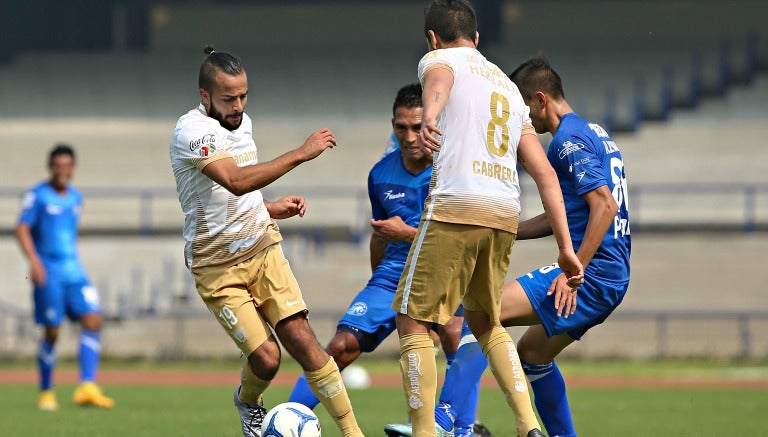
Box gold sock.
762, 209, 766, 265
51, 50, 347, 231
477, 326, 540, 434
239, 361, 271, 404
305, 357, 363, 437
399, 333, 438, 437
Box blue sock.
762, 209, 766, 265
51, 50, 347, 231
37, 340, 56, 391
522, 360, 576, 437
436, 328, 488, 431
445, 351, 456, 367
79, 330, 101, 382
287, 371, 324, 410
448, 340, 487, 430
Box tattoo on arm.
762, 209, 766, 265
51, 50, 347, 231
434, 92, 441, 103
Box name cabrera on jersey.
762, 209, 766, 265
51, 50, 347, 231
367, 151, 432, 288
417, 47, 535, 233
170, 104, 280, 271
549, 113, 631, 283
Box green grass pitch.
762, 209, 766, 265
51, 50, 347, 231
1, 360, 767, 436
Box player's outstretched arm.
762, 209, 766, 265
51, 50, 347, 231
202, 128, 337, 195
518, 134, 583, 282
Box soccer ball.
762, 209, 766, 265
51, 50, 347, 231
261, 402, 321, 437
342, 364, 371, 390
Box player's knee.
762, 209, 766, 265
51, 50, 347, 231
248, 340, 281, 379
464, 316, 492, 339
80, 313, 102, 331
516, 338, 547, 364
43, 329, 59, 344
326, 332, 361, 368
326, 335, 349, 358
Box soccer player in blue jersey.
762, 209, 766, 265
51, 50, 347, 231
398, 56, 631, 437
289, 83, 467, 413
16, 144, 114, 411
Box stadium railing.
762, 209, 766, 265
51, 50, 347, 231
1, 303, 766, 360
1, 182, 767, 238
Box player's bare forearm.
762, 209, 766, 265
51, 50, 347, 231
518, 134, 574, 252
371, 217, 417, 243
516, 213, 553, 240
577, 186, 619, 267
369, 233, 387, 272
15, 224, 41, 265
203, 128, 336, 196
264, 195, 306, 219
15, 223, 46, 286
420, 68, 453, 151
203, 149, 306, 196
422, 68, 453, 121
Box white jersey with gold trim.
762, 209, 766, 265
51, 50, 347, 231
418, 47, 535, 233
170, 104, 279, 271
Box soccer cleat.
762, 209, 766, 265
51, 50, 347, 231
72, 382, 115, 408
454, 427, 473, 437
472, 422, 493, 436
384, 423, 412, 437
384, 422, 455, 437
525, 429, 545, 437
37, 390, 59, 411
233, 386, 267, 437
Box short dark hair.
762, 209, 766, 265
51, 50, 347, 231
509, 56, 565, 101
198, 45, 245, 92
49, 143, 75, 167
424, 0, 477, 43
392, 83, 423, 116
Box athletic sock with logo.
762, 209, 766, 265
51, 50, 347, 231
79, 330, 100, 382
523, 360, 576, 437
288, 373, 321, 409
399, 333, 438, 437
305, 357, 362, 437
477, 326, 540, 434
38, 339, 56, 390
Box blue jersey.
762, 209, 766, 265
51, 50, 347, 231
18, 182, 85, 278
549, 113, 631, 284
382, 131, 400, 158
367, 151, 431, 289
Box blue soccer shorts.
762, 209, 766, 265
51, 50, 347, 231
337, 284, 398, 352
34, 276, 101, 326
519, 263, 628, 340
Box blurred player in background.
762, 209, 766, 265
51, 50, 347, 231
288, 83, 466, 416
16, 144, 114, 411
170, 46, 363, 437
392, 1, 584, 436
412, 57, 632, 437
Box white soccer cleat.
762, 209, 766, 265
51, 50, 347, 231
384, 422, 454, 437
233, 386, 267, 437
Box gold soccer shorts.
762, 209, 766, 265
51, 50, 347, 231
193, 243, 307, 357
392, 220, 516, 325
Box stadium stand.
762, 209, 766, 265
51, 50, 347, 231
1, 0, 767, 360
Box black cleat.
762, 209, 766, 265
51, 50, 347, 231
526, 429, 546, 437
473, 422, 493, 437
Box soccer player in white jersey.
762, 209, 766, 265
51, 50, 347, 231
169, 47, 363, 437
391, 2, 584, 437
